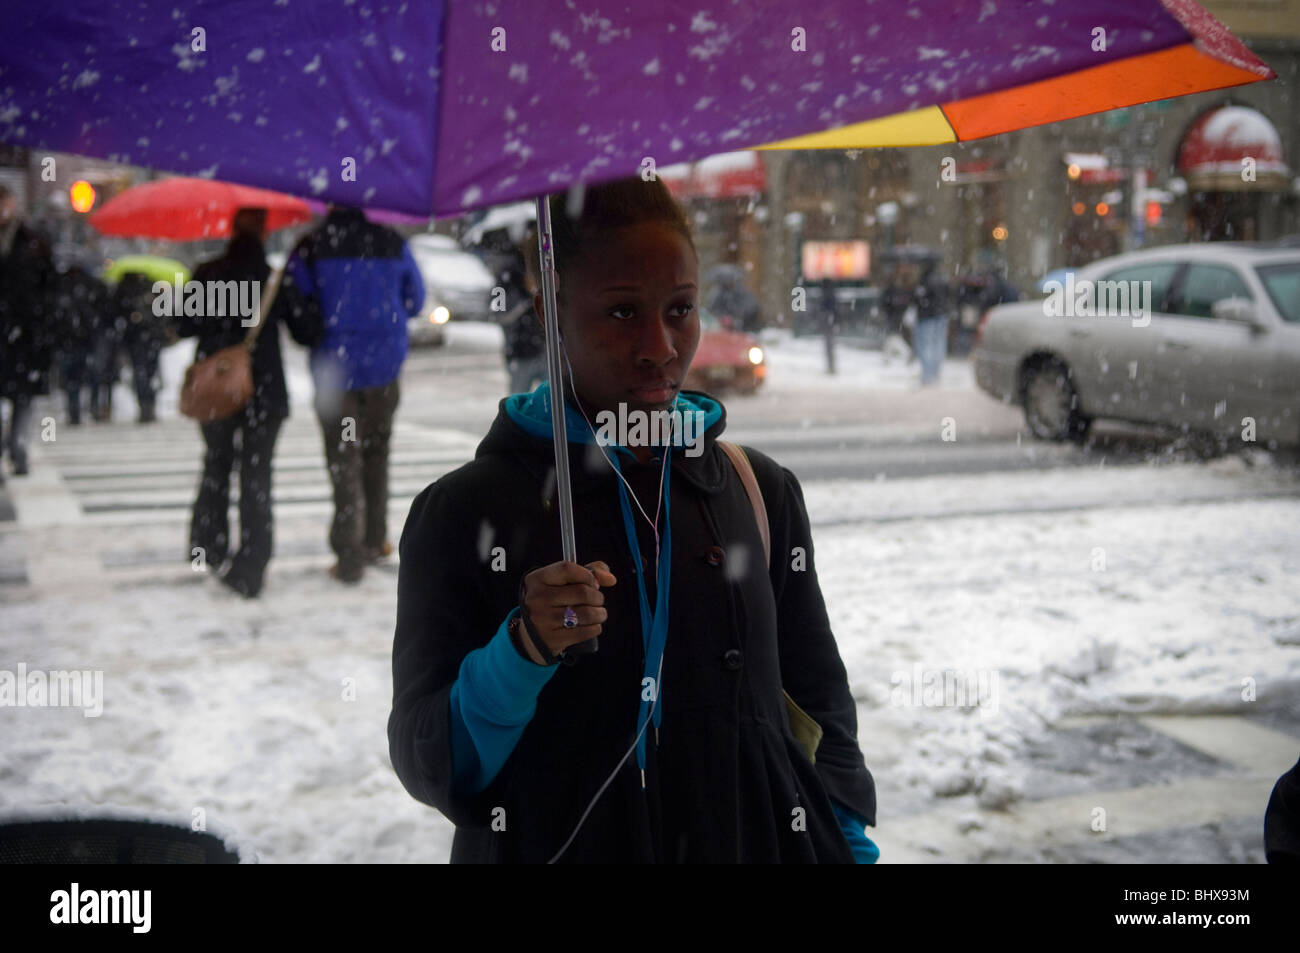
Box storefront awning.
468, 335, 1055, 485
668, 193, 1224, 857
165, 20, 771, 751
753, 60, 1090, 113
1178, 105, 1288, 191
660, 151, 767, 200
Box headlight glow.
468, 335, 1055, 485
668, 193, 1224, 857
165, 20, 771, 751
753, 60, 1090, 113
431, 306, 450, 324
747, 346, 764, 365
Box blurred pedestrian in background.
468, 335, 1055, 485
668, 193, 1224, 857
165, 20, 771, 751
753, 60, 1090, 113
89, 289, 124, 422
111, 271, 168, 422
178, 207, 321, 598
703, 264, 760, 333
52, 251, 110, 426
912, 258, 950, 387
277, 204, 424, 584
497, 236, 546, 394
879, 260, 915, 365
0, 184, 56, 477
819, 276, 837, 375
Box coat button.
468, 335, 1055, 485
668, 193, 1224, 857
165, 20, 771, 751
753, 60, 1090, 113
704, 545, 725, 567
723, 649, 743, 670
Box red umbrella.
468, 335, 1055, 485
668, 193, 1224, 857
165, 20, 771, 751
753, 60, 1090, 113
89, 176, 313, 240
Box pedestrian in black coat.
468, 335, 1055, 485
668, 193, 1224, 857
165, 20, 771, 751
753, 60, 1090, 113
388, 177, 877, 863
176, 208, 321, 597
111, 271, 168, 423
498, 242, 547, 395
0, 186, 56, 476
52, 262, 110, 426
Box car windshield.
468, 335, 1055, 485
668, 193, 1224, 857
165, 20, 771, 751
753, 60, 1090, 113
410, 246, 495, 291
1256, 262, 1300, 323
698, 307, 721, 331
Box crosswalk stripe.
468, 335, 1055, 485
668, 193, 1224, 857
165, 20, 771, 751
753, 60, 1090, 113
13, 417, 482, 527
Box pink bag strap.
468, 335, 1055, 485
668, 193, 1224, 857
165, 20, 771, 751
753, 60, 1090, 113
717, 440, 770, 570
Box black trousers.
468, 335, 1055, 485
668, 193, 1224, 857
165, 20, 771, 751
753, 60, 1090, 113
314, 380, 400, 577
190, 407, 284, 591
1, 394, 35, 472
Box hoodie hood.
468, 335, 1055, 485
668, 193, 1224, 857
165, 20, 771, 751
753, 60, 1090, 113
479, 382, 735, 497
504, 381, 723, 453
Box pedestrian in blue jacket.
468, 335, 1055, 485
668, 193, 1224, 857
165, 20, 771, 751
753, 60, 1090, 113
278, 205, 424, 582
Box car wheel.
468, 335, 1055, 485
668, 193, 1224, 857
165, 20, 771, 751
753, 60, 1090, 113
1022, 360, 1091, 443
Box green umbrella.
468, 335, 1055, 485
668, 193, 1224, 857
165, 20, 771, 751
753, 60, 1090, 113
102, 254, 190, 286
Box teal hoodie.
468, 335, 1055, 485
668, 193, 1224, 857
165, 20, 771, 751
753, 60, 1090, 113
503, 380, 723, 457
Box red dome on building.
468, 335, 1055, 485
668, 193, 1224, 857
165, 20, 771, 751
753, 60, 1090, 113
1177, 106, 1288, 191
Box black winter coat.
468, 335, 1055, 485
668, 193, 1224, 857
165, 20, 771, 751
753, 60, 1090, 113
388, 394, 877, 863
52, 266, 110, 355
0, 223, 56, 398
179, 235, 319, 420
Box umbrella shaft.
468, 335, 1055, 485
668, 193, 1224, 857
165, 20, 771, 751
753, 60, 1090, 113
537, 196, 577, 564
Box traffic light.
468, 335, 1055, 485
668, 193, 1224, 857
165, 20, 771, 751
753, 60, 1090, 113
69, 180, 96, 213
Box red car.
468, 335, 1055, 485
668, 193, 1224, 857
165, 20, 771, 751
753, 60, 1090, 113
685, 307, 767, 395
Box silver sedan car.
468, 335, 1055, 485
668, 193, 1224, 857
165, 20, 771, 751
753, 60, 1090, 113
974, 244, 1300, 447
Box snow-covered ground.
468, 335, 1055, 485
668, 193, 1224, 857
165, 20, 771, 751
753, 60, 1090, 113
2, 324, 1297, 862
755, 326, 977, 392
5, 461, 1297, 862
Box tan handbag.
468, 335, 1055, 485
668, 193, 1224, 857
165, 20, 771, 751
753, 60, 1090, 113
717, 440, 825, 764
179, 269, 282, 423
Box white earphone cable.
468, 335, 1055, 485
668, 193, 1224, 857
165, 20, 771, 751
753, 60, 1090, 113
543, 338, 676, 863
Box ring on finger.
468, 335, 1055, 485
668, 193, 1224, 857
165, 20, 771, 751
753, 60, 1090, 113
562, 606, 579, 629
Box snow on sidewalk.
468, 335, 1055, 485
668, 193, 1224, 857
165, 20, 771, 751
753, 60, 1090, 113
2, 457, 1298, 862
821, 483, 1300, 835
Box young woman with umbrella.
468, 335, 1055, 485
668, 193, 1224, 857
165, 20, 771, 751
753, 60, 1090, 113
388, 176, 878, 862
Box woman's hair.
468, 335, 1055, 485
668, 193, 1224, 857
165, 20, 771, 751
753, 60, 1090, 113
522, 175, 695, 297
232, 206, 268, 239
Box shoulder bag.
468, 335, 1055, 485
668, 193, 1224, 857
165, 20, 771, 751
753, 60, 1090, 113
179, 267, 283, 423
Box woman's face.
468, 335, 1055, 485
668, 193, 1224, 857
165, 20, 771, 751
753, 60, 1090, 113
541, 222, 700, 417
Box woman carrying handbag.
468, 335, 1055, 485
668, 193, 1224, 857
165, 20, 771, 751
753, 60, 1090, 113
177, 207, 321, 598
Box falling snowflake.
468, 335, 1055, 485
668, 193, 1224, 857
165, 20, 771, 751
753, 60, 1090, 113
690, 11, 717, 33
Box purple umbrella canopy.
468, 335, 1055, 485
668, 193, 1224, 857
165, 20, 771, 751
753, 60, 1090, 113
0, 0, 1272, 218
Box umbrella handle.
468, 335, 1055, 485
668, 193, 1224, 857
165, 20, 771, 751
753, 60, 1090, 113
536, 195, 596, 657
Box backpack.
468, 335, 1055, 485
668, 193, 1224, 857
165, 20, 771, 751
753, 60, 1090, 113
717, 440, 824, 764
